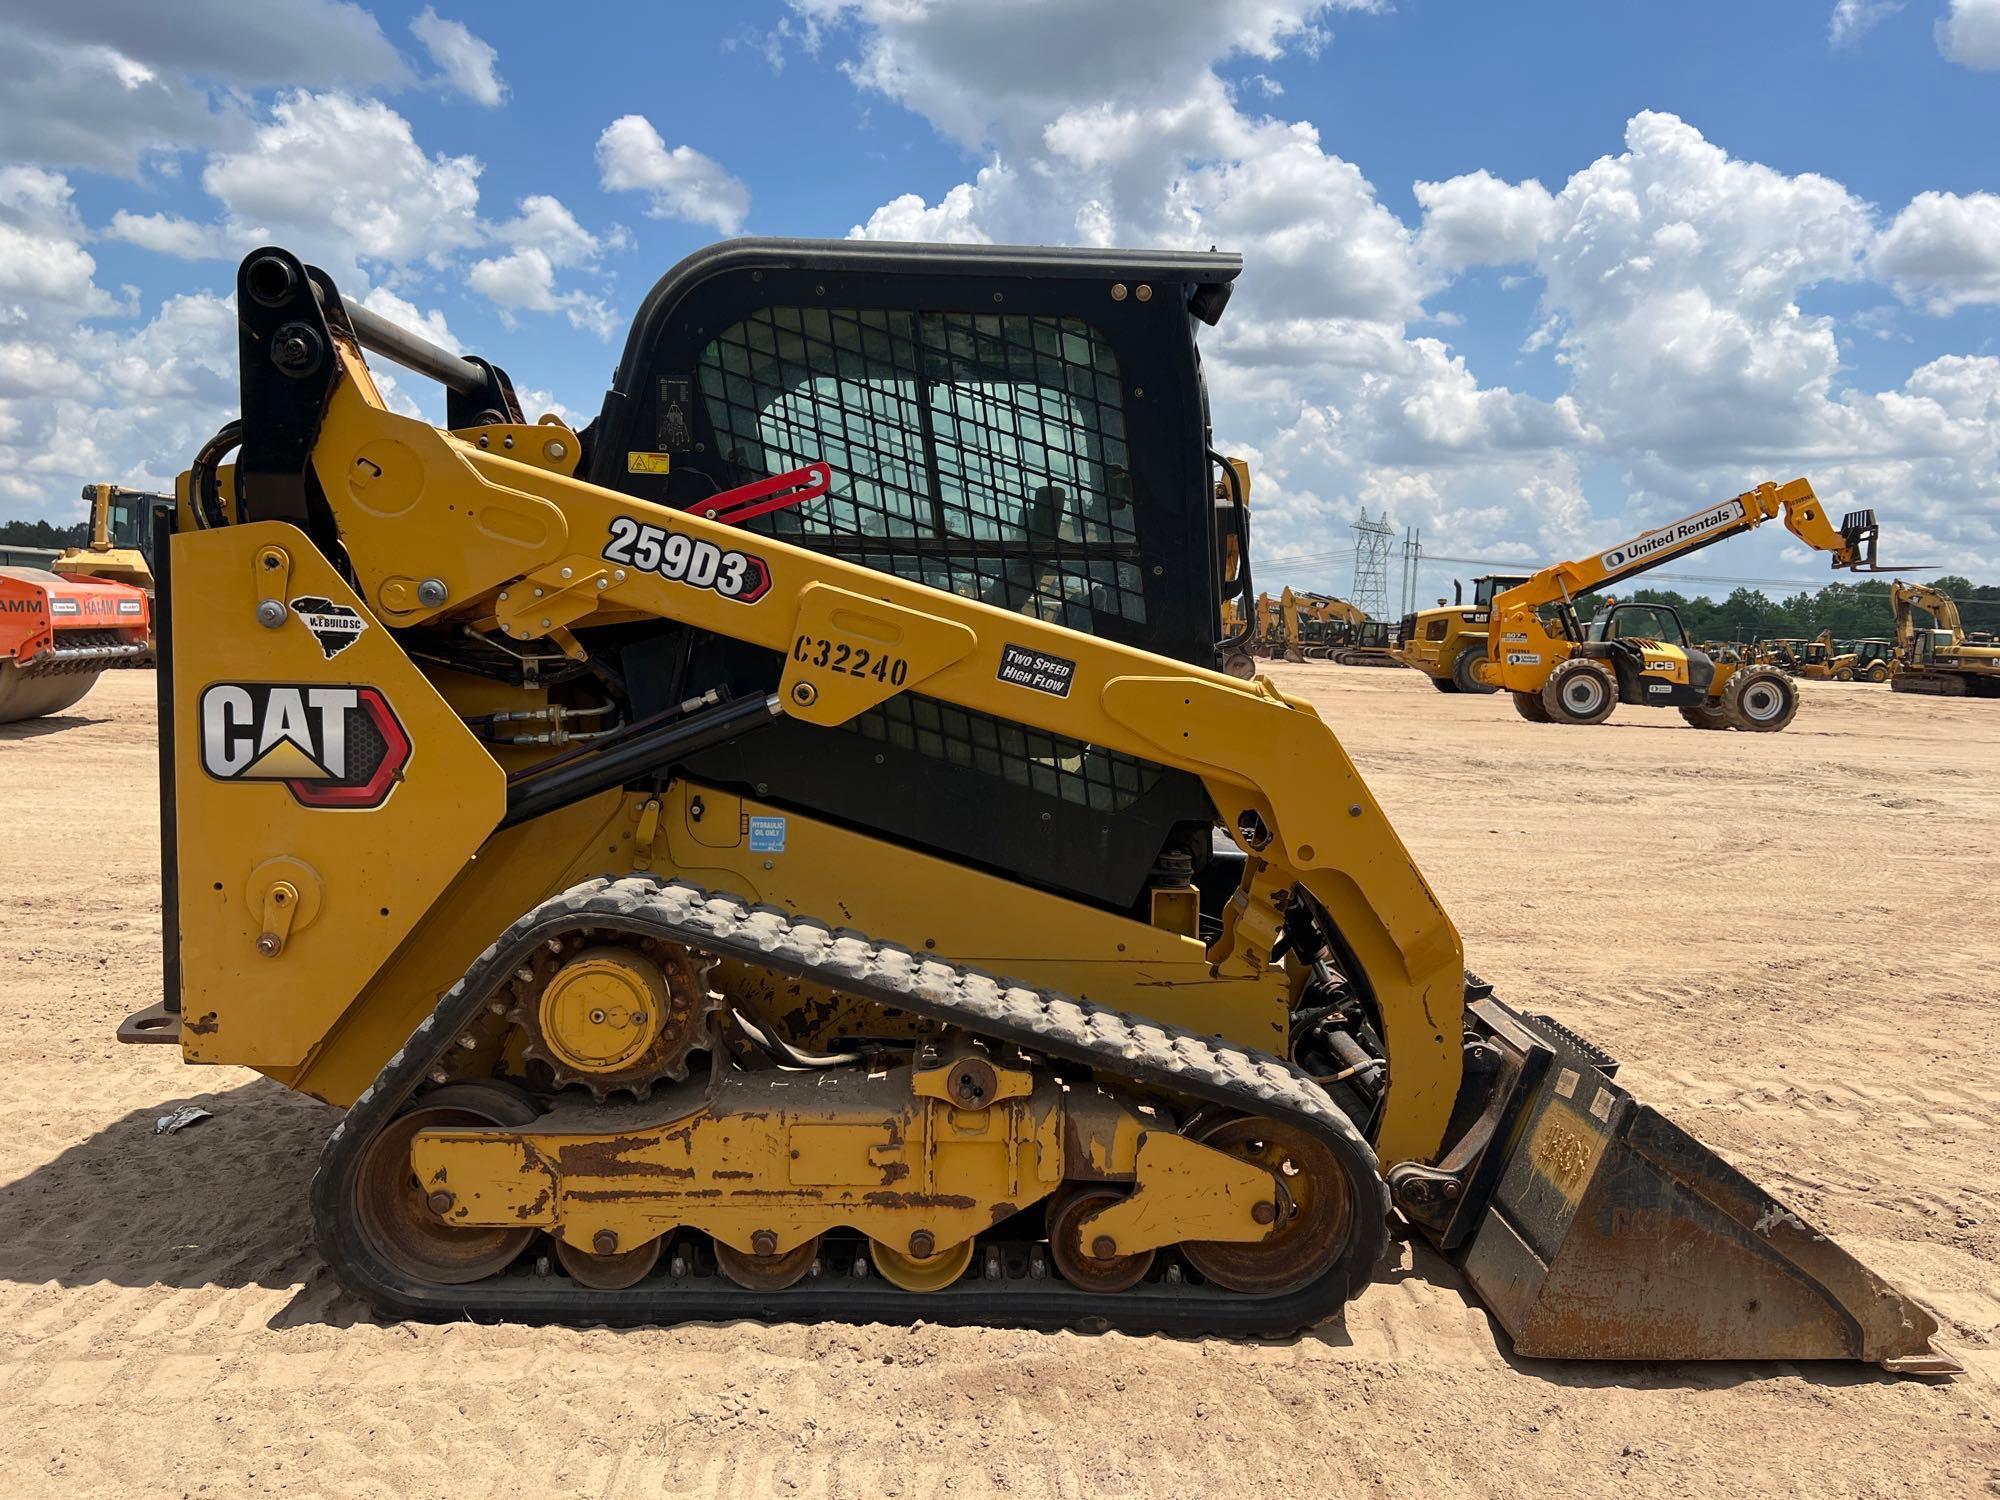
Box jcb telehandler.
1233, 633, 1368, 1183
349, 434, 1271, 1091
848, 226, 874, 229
117, 241, 1951, 1370
1488, 483, 1912, 729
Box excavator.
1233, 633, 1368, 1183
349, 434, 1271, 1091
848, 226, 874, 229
1889, 581, 2000, 696
116, 240, 1952, 1371
1489, 481, 1911, 729
1393, 573, 1529, 694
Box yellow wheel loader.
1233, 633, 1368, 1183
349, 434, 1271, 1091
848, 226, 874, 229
1393, 574, 1529, 694
1890, 581, 2000, 697
1489, 483, 1915, 730
117, 241, 1953, 1370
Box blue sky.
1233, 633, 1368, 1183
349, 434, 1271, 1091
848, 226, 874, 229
4, 0, 1998, 603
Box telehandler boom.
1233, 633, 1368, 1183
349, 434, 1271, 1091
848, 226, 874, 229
1490, 480, 1909, 729
117, 241, 1950, 1371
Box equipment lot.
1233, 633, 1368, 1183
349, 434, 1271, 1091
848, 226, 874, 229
2, 667, 1993, 1498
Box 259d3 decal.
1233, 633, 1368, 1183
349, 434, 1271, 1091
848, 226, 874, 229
198, 683, 410, 809
602, 517, 771, 603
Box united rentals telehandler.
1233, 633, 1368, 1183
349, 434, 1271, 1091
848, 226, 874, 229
1488, 482, 1912, 729
116, 241, 1951, 1371
1890, 581, 2000, 696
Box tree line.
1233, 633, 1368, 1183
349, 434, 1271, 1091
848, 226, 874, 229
1571, 576, 2000, 642
0, 519, 87, 549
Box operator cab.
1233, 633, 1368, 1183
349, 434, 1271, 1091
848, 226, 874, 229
575, 238, 1245, 914
1580, 601, 1716, 700
1471, 574, 1529, 608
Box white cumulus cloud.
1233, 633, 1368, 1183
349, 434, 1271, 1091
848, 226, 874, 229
410, 7, 508, 106
596, 116, 750, 235
1938, 0, 2000, 68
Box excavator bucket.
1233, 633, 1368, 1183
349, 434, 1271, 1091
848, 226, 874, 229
1399, 994, 1957, 1372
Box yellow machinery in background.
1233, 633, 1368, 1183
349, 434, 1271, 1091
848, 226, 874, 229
1488, 481, 1912, 730
53, 484, 160, 593
1891, 581, 2000, 697
1789, 631, 1892, 683
114, 241, 1952, 1372
1393, 573, 1529, 694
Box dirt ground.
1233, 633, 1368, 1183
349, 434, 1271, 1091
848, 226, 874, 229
1, 666, 1995, 1499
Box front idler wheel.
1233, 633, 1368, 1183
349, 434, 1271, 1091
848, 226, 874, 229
1179, 1118, 1359, 1296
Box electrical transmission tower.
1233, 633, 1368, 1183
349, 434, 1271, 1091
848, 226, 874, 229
1350, 509, 1395, 621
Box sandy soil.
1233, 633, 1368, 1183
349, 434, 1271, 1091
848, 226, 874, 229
1, 666, 1994, 1499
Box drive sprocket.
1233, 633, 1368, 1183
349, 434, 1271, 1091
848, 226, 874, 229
506, 932, 716, 1097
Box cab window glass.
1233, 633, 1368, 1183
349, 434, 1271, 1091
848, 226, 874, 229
697, 306, 1144, 631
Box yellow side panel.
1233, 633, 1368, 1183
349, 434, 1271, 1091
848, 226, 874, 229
653, 781, 1292, 1051
171, 521, 505, 1067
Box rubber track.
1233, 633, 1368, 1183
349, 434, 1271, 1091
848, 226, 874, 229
310, 875, 1393, 1335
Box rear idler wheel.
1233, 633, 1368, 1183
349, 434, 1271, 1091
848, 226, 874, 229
351, 1084, 539, 1285
871, 1237, 976, 1292
1179, 1118, 1358, 1296
1047, 1185, 1155, 1294
714, 1234, 821, 1291
556, 1234, 662, 1290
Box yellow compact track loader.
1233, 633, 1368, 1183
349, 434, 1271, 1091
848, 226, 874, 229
119, 242, 1952, 1371
1488, 483, 1914, 730
1890, 582, 2000, 697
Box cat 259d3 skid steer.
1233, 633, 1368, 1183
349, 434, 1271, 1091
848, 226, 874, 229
119, 241, 1952, 1371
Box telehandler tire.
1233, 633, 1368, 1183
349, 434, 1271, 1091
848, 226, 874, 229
1678, 700, 1732, 730
1722, 666, 1798, 732
1539, 659, 1616, 725
1431, 676, 1460, 693
1451, 649, 1498, 695
1512, 691, 1552, 723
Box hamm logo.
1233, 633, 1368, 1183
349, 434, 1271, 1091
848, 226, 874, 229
198, 683, 409, 809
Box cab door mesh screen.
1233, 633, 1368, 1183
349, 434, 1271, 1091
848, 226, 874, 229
696, 306, 1146, 632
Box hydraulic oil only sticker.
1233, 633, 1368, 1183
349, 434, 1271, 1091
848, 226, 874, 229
747, 815, 787, 853
998, 643, 1076, 698
289, 595, 368, 659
